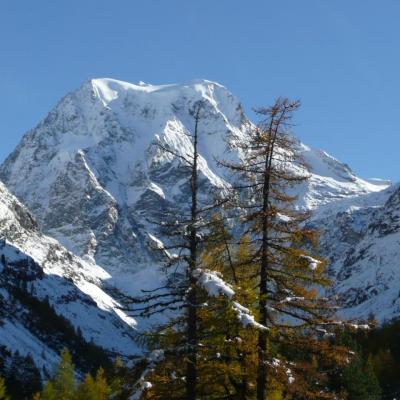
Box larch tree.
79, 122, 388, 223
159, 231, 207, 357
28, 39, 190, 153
39, 349, 76, 400
128, 103, 238, 400
76, 368, 110, 400
219, 98, 349, 399
198, 221, 263, 399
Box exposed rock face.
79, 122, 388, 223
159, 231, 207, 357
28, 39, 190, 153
311, 183, 400, 322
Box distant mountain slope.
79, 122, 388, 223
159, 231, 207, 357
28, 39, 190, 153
0, 181, 139, 372
310, 182, 400, 322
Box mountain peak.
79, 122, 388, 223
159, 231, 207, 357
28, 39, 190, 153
85, 77, 231, 102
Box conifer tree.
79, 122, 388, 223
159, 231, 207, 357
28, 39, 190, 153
19, 354, 42, 396
53, 348, 76, 399
108, 357, 131, 400
328, 330, 382, 399
76, 367, 110, 400
130, 104, 193, 399
4, 352, 42, 399
40, 349, 76, 400
340, 354, 381, 400
38, 351, 113, 400
220, 98, 348, 399
76, 374, 97, 400
197, 222, 258, 398
128, 103, 207, 400
94, 368, 111, 400
139, 219, 271, 399
0, 377, 9, 400
39, 381, 57, 400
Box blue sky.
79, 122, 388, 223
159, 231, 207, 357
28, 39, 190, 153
1, 0, 399, 181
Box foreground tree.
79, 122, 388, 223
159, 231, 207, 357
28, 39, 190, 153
129, 103, 225, 399
220, 98, 349, 399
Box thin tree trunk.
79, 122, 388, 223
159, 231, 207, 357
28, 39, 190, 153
256, 153, 270, 400
186, 107, 200, 400
257, 116, 278, 400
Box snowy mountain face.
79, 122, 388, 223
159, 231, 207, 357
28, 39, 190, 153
310, 183, 400, 322
0, 180, 139, 372
1, 79, 249, 296
0, 76, 395, 365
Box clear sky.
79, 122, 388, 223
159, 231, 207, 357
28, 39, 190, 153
1, 0, 399, 181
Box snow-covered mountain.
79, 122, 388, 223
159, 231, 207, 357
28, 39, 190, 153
0, 180, 138, 373
1, 79, 248, 296
0, 77, 396, 368
0, 78, 386, 290
309, 182, 400, 322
